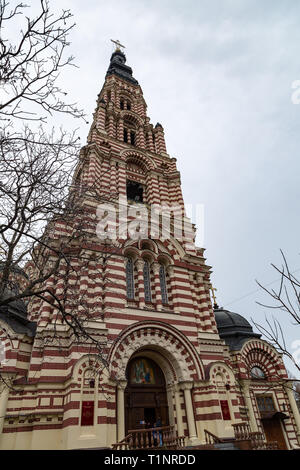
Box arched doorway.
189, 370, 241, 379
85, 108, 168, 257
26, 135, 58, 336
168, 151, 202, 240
125, 356, 169, 433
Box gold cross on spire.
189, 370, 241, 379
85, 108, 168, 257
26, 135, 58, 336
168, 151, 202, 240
111, 39, 125, 52
210, 285, 219, 309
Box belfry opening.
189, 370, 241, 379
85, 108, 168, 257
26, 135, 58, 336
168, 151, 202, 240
126, 180, 144, 202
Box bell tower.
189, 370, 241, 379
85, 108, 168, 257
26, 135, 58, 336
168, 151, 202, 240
70, 42, 219, 333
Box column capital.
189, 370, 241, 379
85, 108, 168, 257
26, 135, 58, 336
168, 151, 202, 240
152, 262, 161, 274
136, 259, 144, 271
117, 380, 128, 391
179, 380, 194, 391
167, 265, 174, 276
173, 382, 183, 393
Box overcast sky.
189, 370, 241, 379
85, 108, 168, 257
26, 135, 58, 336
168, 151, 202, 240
22, 0, 300, 377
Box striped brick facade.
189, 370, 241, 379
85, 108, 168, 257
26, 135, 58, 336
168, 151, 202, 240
0, 49, 299, 450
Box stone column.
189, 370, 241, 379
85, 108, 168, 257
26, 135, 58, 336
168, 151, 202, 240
154, 124, 167, 155
167, 265, 180, 313
150, 172, 160, 205
117, 161, 127, 199
97, 100, 107, 131
117, 380, 127, 442
110, 86, 116, 105
110, 160, 117, 199
159, 177, 170, 205
147, 130, 155, 152
195, 274, 215, 332
152, 262, 162, 311
138, 126, 146, 149
136, 259, 145, 309
0, 383, 9, 435
181, 381, 199, 444
190, 273, 201, 328
174, 384, 184, 437
117, 117, 124, 141
108, 113, 115, 138
286, 382, 300, 445
87, 151, 97, 186
242, 381, 258, 432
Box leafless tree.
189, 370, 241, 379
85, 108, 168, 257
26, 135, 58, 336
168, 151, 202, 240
0, 0, 85, 296
0, 1, 125, 367
253, 250, 300, 374
0, 0, 85, 122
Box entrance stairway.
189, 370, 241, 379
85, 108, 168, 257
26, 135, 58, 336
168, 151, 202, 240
112, 423, 280, 450
112, 425, 185, 450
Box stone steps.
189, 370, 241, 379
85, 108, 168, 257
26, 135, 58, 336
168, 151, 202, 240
185, 441, 238, 451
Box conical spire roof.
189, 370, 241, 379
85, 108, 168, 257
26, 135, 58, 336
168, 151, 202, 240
106, 50, 139, 85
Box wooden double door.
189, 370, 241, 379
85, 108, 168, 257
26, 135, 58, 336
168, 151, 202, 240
261, 417, 287, 450
124, 357, 169, 434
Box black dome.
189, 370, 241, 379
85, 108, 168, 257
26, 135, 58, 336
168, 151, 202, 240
214, 307, 261, 350
0, 289, 36, 337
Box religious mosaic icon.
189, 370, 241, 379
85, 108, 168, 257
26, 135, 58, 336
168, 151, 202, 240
130, 358, 156, 384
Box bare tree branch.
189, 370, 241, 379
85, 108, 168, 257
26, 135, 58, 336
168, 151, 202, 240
254, 250, 300, 373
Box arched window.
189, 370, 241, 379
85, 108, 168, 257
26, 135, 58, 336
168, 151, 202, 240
120, 99, 125, 110
159, 265, 168, 304
126, 258, 135, 299
143, 260, 152, 303
127, 100, 131, 110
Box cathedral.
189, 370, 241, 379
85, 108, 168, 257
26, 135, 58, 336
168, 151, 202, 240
0, 44, 300, 451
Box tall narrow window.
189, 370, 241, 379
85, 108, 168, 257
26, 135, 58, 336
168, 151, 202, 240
120, 99, 124, 110
124, 128, 128, 143
126, 258, 135, 299
127, 101, 131, 110
143, 261, 152, 303
159, 265, 168, 304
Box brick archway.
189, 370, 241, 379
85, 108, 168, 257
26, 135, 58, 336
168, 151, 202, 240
241, 339, 287, 380
109, 321, 204, 385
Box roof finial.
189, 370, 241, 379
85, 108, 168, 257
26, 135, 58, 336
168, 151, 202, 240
111, 39, 125, 52
210, 285, 219, 309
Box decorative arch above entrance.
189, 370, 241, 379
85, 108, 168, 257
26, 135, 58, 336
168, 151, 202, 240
110, 321, 204, 443
109, 320, 204, 385
125, 356, 169, 433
